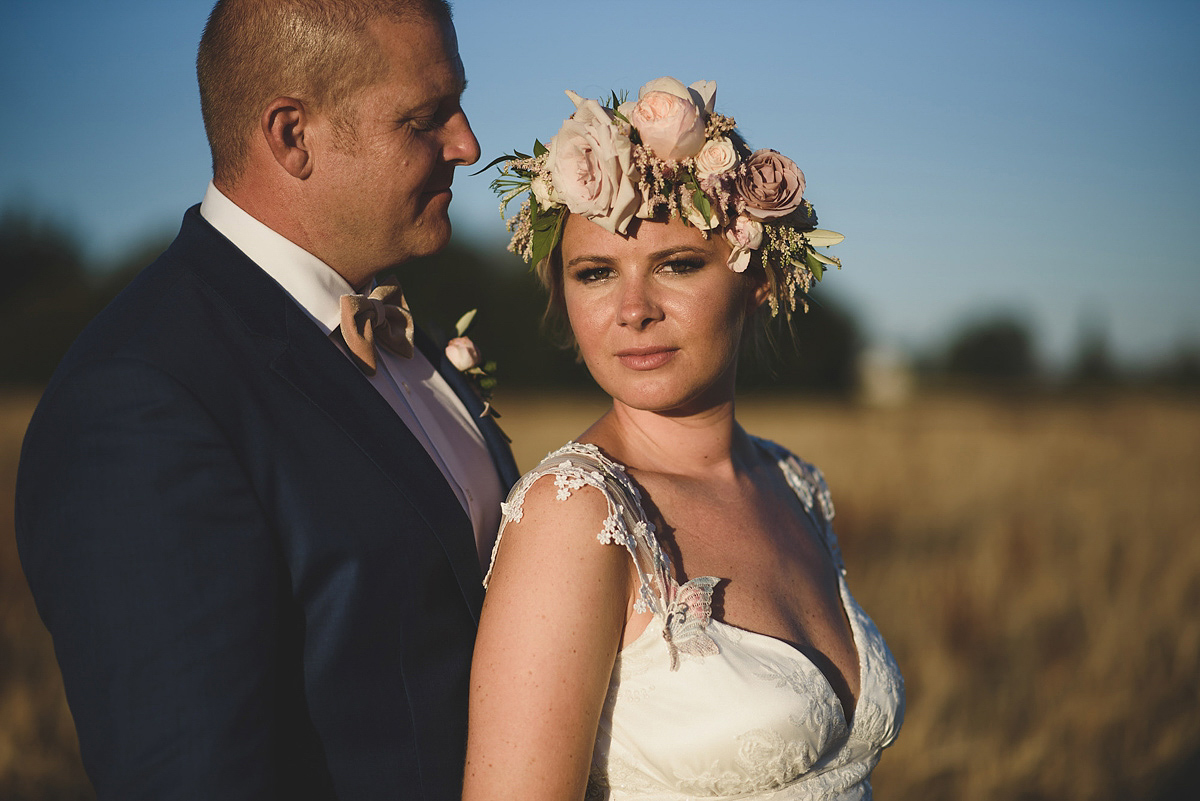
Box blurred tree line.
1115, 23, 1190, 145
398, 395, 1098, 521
2, 204, 1197, 395
917, 312, 1200, 394
0, 205, 867, 395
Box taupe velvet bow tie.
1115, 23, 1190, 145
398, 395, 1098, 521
338, 280, 415, 375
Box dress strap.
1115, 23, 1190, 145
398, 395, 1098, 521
754, 437, 846, 576
485, 442, 673, 616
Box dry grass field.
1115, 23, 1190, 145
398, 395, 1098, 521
2, 389, 1198, 800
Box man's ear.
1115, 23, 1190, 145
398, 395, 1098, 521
261, 97, 313, 179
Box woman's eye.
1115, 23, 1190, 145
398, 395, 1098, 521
573, 267, 612, 283
661, 259, 705, 274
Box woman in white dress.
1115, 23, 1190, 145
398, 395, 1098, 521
463, 77, 904, 801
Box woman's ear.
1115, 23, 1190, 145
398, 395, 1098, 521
748, 272, 772, 313
261, 96, 313, 179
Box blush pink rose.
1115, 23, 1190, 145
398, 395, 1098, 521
737, 149, 806, 220
694, 137, 739, 178
548, 96, 640, 234
724, 216, 764, 273
445, 336, 481, 371
628, 80, 707, 163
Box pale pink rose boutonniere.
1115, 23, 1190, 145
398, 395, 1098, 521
445, 310, 499, 419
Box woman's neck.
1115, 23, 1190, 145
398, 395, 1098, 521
583, 397, 754, 481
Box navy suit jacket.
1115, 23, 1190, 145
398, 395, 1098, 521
15, 207, 519, 800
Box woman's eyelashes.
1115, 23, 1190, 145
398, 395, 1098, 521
570, 265, 613, 284
569, 257, 709, 284
660, 257, 705, 274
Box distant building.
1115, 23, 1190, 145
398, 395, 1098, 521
858, 346, 914, 407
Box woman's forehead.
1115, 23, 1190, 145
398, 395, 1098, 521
562, 214, 728, 258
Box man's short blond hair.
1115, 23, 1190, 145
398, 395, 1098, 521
197, 0, 452, 186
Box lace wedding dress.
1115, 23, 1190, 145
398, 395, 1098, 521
488, 441, 905, 800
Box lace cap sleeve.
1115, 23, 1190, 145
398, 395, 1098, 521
754, 437, 845, 576
484, 442, 672, 617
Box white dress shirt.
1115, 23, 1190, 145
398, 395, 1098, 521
199, 183, 503, 568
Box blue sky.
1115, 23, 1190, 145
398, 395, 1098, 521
2, 0, 1197, 369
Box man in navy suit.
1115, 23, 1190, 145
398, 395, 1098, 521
15, 1, 518, 798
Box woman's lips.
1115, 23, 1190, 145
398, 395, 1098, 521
616, 347, 678, 371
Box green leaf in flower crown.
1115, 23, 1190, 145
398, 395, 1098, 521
804, 251, 825, 282
530, 204, 567, 271
533, 139, 548, 157
807, 247, 842, 268
680, 171, 714, 228
804, 229, 845, 247
691, 188, 714, 227
471, 151, 529, 176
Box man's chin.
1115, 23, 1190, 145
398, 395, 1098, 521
406, 216, 453, 261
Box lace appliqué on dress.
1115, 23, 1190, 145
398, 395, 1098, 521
755, 438, 845, 578
490, 443, 725, 673
662, 576, 720, 670
487, 443, 674, 620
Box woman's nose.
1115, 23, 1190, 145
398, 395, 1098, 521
617, 280, 664, 329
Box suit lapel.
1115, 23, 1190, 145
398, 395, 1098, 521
178, 209, 486, 614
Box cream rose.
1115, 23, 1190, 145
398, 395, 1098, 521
637, 76, 717, 114
737, 149, 806, 220
530, 174, 559, 209
694, 137, 739, 178
724, 215, 764, 273
444, 336, 481, 371
547, 96, 640, 234
628, 77, 707, 163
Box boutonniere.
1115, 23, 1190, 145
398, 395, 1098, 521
445, 309, 499, 419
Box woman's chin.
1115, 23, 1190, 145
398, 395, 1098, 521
608, 382, 735, 417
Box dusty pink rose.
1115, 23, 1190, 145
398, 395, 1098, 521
445, 336, 481, 371
724, 216, 764, 273
548, 95, 640, 234
737, 149, 806, 220
628, 79, 707, 163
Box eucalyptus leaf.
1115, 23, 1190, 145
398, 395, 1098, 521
804, 229, 845, 247
808, 248, 842, 267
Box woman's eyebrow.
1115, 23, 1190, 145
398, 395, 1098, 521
647, 246, 710, 260
566, 254, 618, 268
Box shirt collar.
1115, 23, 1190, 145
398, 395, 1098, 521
199, 181, 353, 334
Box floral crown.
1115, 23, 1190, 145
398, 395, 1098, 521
484, 76, 844, 317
